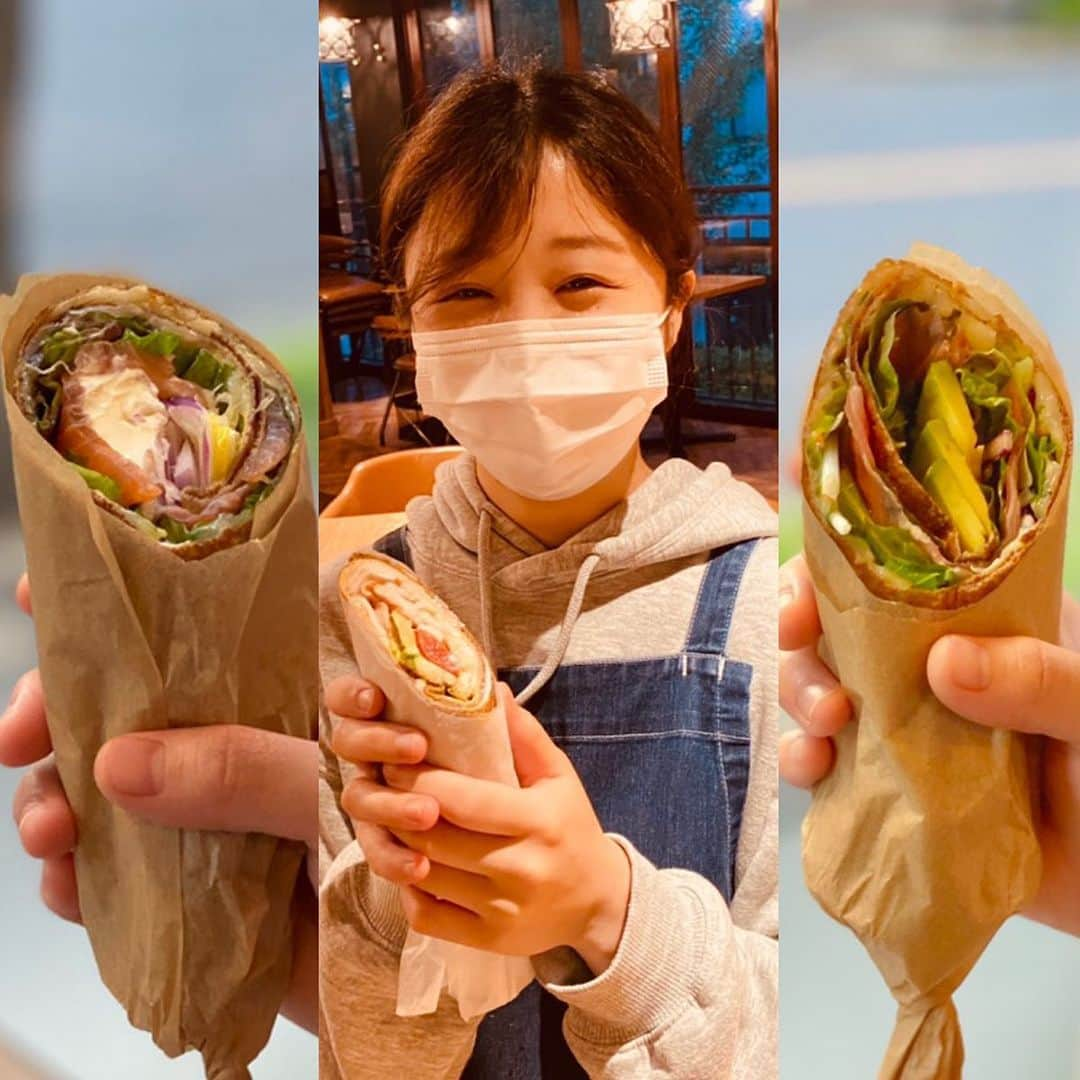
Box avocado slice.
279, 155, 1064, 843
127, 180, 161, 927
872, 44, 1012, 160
911, 418, 995, 544
916, 361, 979, 470
923, 459, 992, 556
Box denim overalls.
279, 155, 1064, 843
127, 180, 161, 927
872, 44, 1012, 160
373, 528, 756, 1080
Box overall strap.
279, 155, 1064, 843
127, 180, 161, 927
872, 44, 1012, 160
684, 539, 759, 655
372, 525, 412, 568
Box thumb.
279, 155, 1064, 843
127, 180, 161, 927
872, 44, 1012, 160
927, 634, 1080, 746
94, 725, 318, 847
499, 684, 567, 787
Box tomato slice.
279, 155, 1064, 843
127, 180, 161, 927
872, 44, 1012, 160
415, 628, 461, 675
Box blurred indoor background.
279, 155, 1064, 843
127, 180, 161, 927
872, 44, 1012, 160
0, 1, 316, 1077
779, 1, 1080, 1077
316, 0, 779, 513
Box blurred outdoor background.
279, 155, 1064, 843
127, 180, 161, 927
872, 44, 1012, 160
779, 0, 1080, 1077
0, 2, 316, 1078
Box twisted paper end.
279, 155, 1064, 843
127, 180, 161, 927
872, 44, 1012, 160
880, 999, 964, 1080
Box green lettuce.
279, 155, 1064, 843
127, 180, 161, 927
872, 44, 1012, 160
837, 479, 960, 590
69, 462, 122, 502
121, 327, 182, 358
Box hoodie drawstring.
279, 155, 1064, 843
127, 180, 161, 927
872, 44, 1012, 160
475, 507, 602, 707
477, 509, 496, 659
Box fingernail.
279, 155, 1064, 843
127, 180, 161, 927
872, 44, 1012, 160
948, 638, 991, 692
354, 687, 377, 714
103, 737, 165, 797
405, 798, 431, 826
778, 577, 795, 612
798, 682, 831, 728
17, 797, 42, 827
395, 734, 424, 758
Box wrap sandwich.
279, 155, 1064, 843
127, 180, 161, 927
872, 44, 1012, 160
339, 551, 534, 1019
13, 278, 297, 555
2, 274, 317, 1079
800, 244, 1071, 1078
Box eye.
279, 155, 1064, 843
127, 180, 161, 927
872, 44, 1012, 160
557, 276, 611, 293
437, 286, 491, 303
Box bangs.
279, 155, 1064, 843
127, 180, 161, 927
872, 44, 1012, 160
402, 137, 543, 310
379, 64, 699, 317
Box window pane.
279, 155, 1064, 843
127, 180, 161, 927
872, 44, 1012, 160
578, 0, 660, 126
677, 1, 769, 192
420, 0, 483, 96
319, 61, 366, 244
492, 0, 562, 64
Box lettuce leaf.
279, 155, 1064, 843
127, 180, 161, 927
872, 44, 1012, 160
1027, 434, 1055, 503
121, 327, 182, 358
864, 300, 921, 444
69, 462, 122, 502
181, 348, 233, 392
957, 351, 1015, 443
837, 479, 959, 590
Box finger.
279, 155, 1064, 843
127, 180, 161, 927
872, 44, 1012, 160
928, 635, 1080, 745
779, 729, 835, 789
14, 762, 77, 858
412, 860, 496, 915
40, 853, 82, 925
331, 718, 427, 767
325, 676, 387, 721
393, 820, 508, 876
15, 573, 31, 616
786, 446, 802, 489
778, 555, 822, 652
501, 685, 567, 787
399, 883, 484, 948
779, 647, 851, 737
341, 775, 439, 832
383, 763, 530, 836
0, 670, 53, 767
94, 726, 319, 845
355, 822, 430, 885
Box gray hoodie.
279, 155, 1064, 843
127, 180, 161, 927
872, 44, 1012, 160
319, 454, 778, 1079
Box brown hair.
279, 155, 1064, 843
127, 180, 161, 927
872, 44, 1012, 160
379, 63, 700, 314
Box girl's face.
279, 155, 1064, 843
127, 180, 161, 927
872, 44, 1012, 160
405, 147, 688, 350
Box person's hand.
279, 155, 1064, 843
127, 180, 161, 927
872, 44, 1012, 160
329, 676, 631, 975
1, 573, 319, 1032
779, 553, 1080, 938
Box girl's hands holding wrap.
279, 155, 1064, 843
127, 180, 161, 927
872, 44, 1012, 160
779, 553, 1080, 938
0, 574, 319, 1033
328, 674, 632, 976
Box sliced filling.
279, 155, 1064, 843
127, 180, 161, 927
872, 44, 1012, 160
20, 305, 294, 546
355, 565, 483, 704
805, 264, 1064, 591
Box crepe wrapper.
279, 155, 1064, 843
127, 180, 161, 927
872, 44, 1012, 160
1, 274, 318, 1079
800, 245, 1072, 1079
339, 551, 534, 1020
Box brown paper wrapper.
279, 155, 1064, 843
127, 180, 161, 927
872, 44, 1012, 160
800, 247, 1072, 1079
1, 274, 318, 1078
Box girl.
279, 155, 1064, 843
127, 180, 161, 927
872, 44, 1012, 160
319, 65, 778, 1078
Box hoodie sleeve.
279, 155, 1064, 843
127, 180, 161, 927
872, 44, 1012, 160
318, 556, 480, 1078
532, 537, 779, 1080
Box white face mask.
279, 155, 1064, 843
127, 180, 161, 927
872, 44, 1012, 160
413, 310, 670, 501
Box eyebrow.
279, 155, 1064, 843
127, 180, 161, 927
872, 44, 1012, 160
546, 234, 630, 255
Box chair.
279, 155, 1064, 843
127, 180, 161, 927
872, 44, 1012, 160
320, 446, 466, 517
318, 270, 390, 389
372, 314, 429, 446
